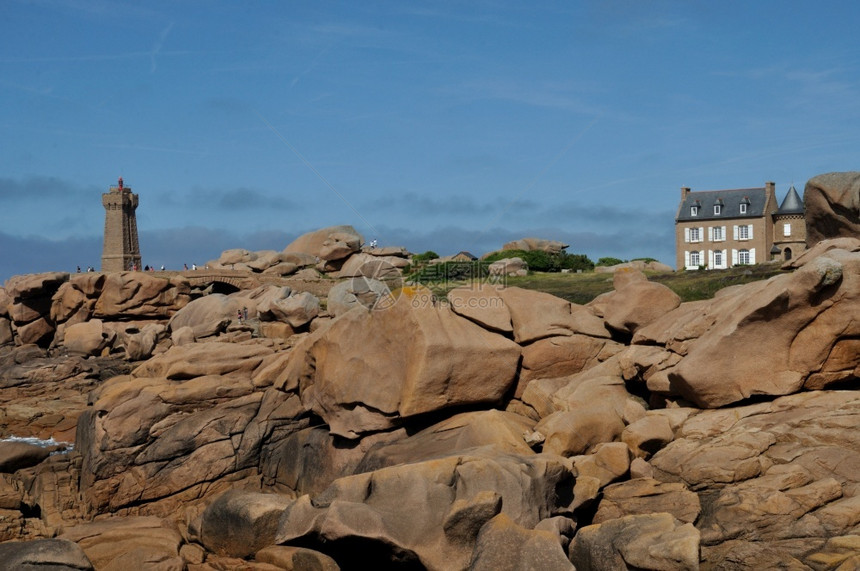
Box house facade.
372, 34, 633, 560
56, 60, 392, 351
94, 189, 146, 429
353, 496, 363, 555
675, 182, 779, 270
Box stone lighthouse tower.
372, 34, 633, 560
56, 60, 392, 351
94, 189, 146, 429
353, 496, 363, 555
101, 177, 141, 272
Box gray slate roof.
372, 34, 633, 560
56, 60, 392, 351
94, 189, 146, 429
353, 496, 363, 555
676, 187, 767, 222
776, 185, 804, 214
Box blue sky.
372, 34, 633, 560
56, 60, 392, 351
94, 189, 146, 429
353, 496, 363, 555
2, 1, 859, 282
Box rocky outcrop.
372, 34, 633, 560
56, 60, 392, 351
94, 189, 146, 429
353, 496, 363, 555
594, 259, 675, 273
569, 513, 700, 571
804, 171, 860, 245
2, 227, 859, 569
644, 248, 859, 407
502, 237, 569, 254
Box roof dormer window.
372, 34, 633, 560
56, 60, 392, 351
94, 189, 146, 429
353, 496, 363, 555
714, 205, 721, 215
740, 203, 747, 214
691, 206, 698, 216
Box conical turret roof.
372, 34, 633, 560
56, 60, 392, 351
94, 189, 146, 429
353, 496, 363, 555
777, 185, 804, 214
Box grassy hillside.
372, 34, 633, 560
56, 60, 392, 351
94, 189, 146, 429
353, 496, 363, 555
503, 262, 788, 304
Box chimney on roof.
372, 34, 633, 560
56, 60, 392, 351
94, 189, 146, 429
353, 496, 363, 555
681, 186, 691, 200
765, 181, 776, 203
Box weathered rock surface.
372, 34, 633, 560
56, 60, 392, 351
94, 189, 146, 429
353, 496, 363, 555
804, 171, 860, 245
469, 512, 574, 571
650, 390, 860, 566
0, 537, 93, 570
275, 452, 574, 570
76, 339, 298, 517
569, 513, 700, 571
593, 478, 701, 524
661, 248, 859, 407
488, 256, 528, 277
0, 440, 59, 472
498, 286, 610, 344
59, 516, 184, 570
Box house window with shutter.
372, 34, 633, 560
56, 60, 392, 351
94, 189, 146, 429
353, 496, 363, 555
713, 226, 724, 241
738, 225, 749, 240
690, 251, 700, 266
738, 249, 750, 264
714, 250, 723, 267
689, 227, 700, 242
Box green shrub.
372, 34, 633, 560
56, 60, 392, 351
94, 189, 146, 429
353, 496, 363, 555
484, 249, 594, 273
409, 260, 490, 284
597, 257, 625, 267
412, 250, 440, 263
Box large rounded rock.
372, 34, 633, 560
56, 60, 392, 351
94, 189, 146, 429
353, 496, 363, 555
93, 272, 190, 319
284, 225, 363, 261
282, 299, 522, 438
665, 249, 860, 407
196, 490, 293, 558
260, 291, 320, 328
488, 257, 527, 277
0, 440, 56, 472
804, 171, 860, 245
446, 285, 512, 334
5, 272, 69, 301
497, 287, 610, 344
469, 513, 573, 571
168, 294, 240, 338
327, 277, 392, 317
63, 319, 116, 356
590, 269, 681, 335
219, 248, 257, 266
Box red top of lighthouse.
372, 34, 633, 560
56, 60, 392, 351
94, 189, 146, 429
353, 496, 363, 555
118, 176, 124, 190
